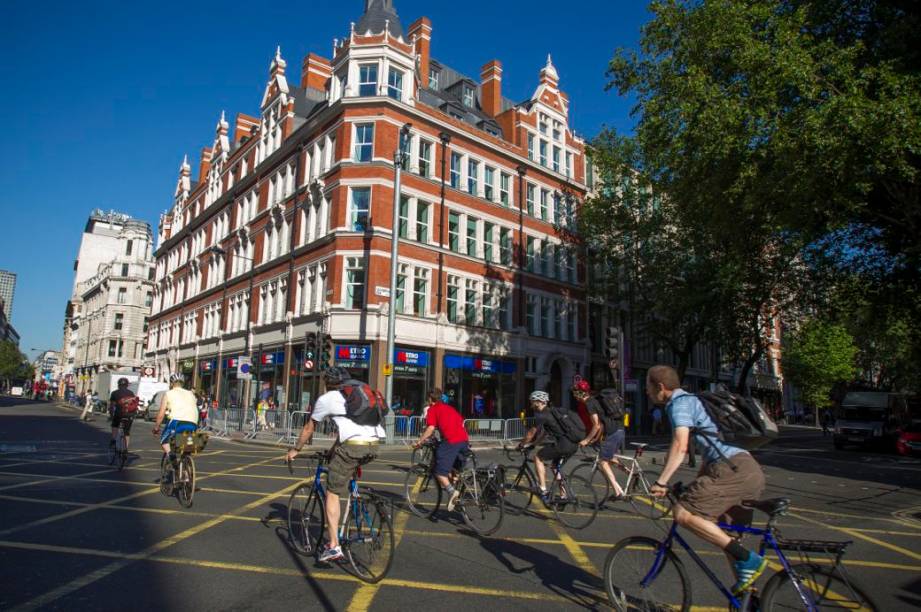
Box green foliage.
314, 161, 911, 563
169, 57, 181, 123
0, 341, 29, 382
782, 320, 857, 408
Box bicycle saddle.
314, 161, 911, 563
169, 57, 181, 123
629, 443, 648, 449
743, 497, 790, 517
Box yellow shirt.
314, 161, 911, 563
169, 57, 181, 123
164, 388, 199, 424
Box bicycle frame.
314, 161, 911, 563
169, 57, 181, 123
309, 462, 374, 543
644, 520, 818, 612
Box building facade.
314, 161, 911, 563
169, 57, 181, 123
146, 1, 593, 418
0, 270, 16, 321
0, 297, 18, 346
62, 211, 155, 395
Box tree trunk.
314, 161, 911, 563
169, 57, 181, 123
676, 350, 690, 384
735, 346, 764, 397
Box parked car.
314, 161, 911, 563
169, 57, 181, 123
896, 423, 921, 457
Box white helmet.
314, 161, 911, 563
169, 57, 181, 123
529, 390, 550, 403
169, 373, 185, 384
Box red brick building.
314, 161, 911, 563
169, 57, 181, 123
146, 1, 595, 417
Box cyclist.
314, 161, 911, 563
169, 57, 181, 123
646, 365, 767, 595
286, 367, 385, 564
573, 380, 626, 501
413, 388, 470, 511
518, 390, 578, 503
109, 378, 138, 453
152, 373, 199, 466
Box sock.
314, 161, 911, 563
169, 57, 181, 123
726, 540, 750, 562
445, 485, 456, 495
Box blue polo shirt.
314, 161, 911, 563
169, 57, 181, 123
666, 389, 745, 465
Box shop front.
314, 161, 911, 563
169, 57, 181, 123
392, 348, 432, 417
198, 358, 217, 401
443, 354, 517, 419
335, 344, 372, 383
256, 349, 286, 409
220, 357, 242, 410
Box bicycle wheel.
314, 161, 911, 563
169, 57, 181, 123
345, 494, 395, 583
460, 473, 504, 536
177, 455, 195, 508
159, 455, 173, 496
550, 474, 598, 530
604, 536, 691, 611
761, 564, 879, 611
502, 467, 534, 516
287, 483, 325, 556
117, 445, 128, 471
627, 471, 670, 522
107, 440, 117, 466
570, 462, 609, 510
404, 456, 441, 518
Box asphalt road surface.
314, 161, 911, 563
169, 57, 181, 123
1, 397, 919, 610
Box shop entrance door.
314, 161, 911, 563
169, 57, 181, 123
549, 361, 563, 407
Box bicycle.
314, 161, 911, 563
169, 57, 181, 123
501, 444, 598, 529
570, 442, 666, 519
287, 450, 395, 583
603, 483, 879, 611
403, 439, 504, 535
107, 418, 132, 471
159, 429, 204, 508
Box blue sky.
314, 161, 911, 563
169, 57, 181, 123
0, 0, 650, 360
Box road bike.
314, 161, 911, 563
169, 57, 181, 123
569, 442, 666, 519
159, 430, 204, 508
501, 445, 598, 529
107, 418, 132, 471
287, 450, 395, 583
603, 483, 878, 611
403, 438, 504, 535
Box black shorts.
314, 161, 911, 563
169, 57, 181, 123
435, 441, 470, 476
111, 412, 134, 434
537, 442, 576, 464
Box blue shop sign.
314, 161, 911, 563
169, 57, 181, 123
443, 355, 516, 374
395, 350, 429, 367
335, 345, 371, 369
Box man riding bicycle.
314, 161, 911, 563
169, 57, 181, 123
413, 388, 470, 511
518, 390, 579, 503
286, 367, 385, 563
152, 373, 199, 466
573, 380, 627, 500
109, 378, 138, 453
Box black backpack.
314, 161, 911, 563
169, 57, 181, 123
549, 406, 587, 444
340, 380, 390, 426
691, 389, 778, 450
595, 388, 626, 420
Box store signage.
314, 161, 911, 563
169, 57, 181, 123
375, 286, 391, 298
142, 366, 156, 377
335, 345, 370, 369
395, 350, 428, 367
225, 357, 238, 369
200, 360, 216, 372
443, 355, 516, 374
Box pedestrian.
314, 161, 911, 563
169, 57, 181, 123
821, 408, 833, 436
647, 365, 768, 595
80, 391, 94, 421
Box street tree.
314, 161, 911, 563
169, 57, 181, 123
782, 319, 857, 411
593, 0, 920, 391
0, 341, 30, 389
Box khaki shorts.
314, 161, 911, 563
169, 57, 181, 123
678, 452, 765, 523
327, 444, 378, 496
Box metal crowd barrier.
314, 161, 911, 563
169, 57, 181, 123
463, 419, 506, 441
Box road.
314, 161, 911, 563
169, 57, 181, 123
1, 397, 919, 610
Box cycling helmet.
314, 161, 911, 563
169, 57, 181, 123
571, 378, 591, 394
117, 377, 130, 387
323, 366, 350, 385
169, 373, 184, 384
529, 390, 550, 403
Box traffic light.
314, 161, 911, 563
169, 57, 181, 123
305, 332, 317, 361
320, 334, 334, 371
604, 327, 621, 361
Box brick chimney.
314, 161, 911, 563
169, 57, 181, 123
480, 60, 503, 117
301, 53, 332, 91
408, 17, 432, 87
198, 147, 213, 182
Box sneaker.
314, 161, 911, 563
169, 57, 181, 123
539, 490, 551, 505
318, 545, 344, 563
446, 489, 461, 511
732, 551, 768, 594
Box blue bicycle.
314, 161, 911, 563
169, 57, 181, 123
287, 451, 395, 583
603, 484, 878, 611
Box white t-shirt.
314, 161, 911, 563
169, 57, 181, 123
164, 388, 199, 424
311, 390, 385, 442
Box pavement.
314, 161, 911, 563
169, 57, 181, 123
1, 396, 919, 611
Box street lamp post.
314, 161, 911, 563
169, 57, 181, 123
384, 123, 413, 441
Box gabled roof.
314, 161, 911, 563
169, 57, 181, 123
356, 0, 404, 39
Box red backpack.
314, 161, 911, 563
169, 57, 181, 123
339, 380, 389, 426
117, 394, 139, 415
